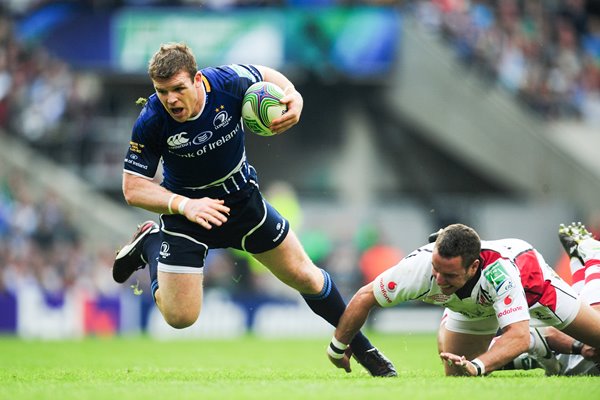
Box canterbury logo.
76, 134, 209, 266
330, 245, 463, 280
167, 132, 189, 147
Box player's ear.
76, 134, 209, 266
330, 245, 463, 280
194, 71, 202, 86
469, 258, 480, 273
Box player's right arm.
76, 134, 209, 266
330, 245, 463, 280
327, 283, 379, 372
122, 173, 230, 229
440, 320, 530, 376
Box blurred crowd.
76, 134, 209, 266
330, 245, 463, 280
416, 0, 600, 124
0, 6, 102, 170
0, 165, 120, 298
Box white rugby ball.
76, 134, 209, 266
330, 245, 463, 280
241, 82, 287, 137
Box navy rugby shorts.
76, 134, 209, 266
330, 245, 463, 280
157, 184, 289, 270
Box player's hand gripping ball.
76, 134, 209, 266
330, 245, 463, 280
242, 82, 287, 136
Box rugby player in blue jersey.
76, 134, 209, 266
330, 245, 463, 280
112, 43, 396, 377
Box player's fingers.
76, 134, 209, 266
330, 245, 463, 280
215, 204, 230, 215
196, 216, 212, 230
341, 357, 351, 373
203, 212, 226, 226
270, 114, 294, 129
271, 118, 298, 135
205, 208, 229, 223
341, 348, 353, 373
206, 200, 230, 216
439, 352, 460, 364
328, 355, 351, 373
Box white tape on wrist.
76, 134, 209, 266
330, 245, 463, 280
470, 358, 485, 376
178, 197, 189, 215
327, 336, 348, 359
167, 194, 178, 215
327, 345, 345, 359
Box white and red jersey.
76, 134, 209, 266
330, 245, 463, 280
373, 239, 578, 330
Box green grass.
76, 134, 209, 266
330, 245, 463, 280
0, 333, 598, 400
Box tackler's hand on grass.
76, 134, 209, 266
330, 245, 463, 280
327, 347, 353, 373
439, 352, 478, 376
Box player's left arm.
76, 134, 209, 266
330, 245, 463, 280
440, 320, 530, 376
255, 65, 303, 134
545, 326, 600, 361
327, 283, 379, 372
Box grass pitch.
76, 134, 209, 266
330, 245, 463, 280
0, 333, 598, 400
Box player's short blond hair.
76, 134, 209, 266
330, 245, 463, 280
148, 43, 198, 82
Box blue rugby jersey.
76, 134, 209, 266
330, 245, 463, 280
123, 64, 262, 198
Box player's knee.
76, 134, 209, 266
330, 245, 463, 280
163, 309, 200, 329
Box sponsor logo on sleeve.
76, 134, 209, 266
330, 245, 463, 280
483, 261, 514, 296
129, 141, 144, 153
497, 305, 523, 318
379, 278, 393, 304
124, 157, 148, 170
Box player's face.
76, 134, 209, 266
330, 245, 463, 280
431, 249, 479, 295
153, 70, 203, 122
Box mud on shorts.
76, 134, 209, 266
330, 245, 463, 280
156, 184, 289, 274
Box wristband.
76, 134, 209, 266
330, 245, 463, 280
571, 340, 584, 355
178, 197, 189, 215
167, 194, 178, 215
470, 358, 485, 376
327, 337, 348, 359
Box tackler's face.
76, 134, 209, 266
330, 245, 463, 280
431, 248, 480, 295
153, 70, 204, 122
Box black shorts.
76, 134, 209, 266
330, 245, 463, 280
156, 184, 289, 271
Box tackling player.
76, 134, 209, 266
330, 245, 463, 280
111, 43, 396, 377
326, 223, 600, 376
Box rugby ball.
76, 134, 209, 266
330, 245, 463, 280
241, 82, 287, 137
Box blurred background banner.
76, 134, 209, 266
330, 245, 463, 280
113, 9, 287, 72
21, 5, 401, 79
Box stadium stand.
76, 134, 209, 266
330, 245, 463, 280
416, 0, 600, 124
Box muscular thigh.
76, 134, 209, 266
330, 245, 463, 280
561, 302, 600, 348
439, 310, 495, 358
158, 271, 203, 313
438, 325, 494, 359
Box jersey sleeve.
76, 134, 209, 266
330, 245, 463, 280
483, 259, 530, 329
204, 64, 262, 98
123, 101, 163, 179
372, 246, 434, 307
